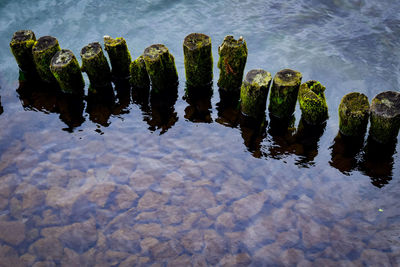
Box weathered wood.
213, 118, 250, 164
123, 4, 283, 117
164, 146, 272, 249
130, 55, 150, 90
81, 42, 111, 88
32, 36, 61, 83
50, 49, 85, 94
338, 92, 370, 137
369, 91, 400, 144
298, 80, 328, 125
143, 44, 178, 93
240, 69, 272, 119
104, 36, 132, 79
268, 69, 302, 119
10, 30, 36, 72
183, 33, 213, 92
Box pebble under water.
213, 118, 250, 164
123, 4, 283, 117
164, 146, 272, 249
0, 0, 399, 266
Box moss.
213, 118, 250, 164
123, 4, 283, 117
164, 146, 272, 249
10, 30, 37, 72
50, 49, 85, 94
268, 69, 302, 119
143, 44, 178, 93
217, 35, 248, 93
81, 42, 111, 88
32, 36, 61, 83
240, 69, 272, 119
183, 33, 213, 91
104, 36, 132, 79
130, 55, 150, 90
338, 92, 370, 136
369, 91, 400, 144
298, 80, 328, 125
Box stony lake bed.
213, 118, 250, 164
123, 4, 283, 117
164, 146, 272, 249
0, 0, 400, 266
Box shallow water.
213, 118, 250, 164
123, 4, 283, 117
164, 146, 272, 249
0, 0, 399, 266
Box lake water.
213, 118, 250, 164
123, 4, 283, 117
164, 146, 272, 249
0, 0, 399, 265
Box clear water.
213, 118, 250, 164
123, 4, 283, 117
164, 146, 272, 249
0, 0, 399, 265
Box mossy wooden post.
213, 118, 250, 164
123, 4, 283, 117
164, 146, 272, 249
183, 33, 213, 92
369, 91, 400, 144
298, 80, 328, 125
268, 69, 302, 119
32, 36, 61, 83
217, 35, 248, 99
50, 49, 85, 95
143, 44, 178, 93
81, 42, 111, 88
338, 92, 370, 137
130, 55, 150, 90
10, 30, 36, 73
103, 36, 132, 79
240, 69, 272, 119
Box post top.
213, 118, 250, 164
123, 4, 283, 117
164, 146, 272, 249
33, 36, 58, 52
51, 49, 75, 68
81, 42, 102, 59
183, 33, 211, 50
143, 44, 169, 60
340, 92, 370, 114
371, 91, 400, 118
104, 36, 126, 47
11, 30, 35, 44
245, 69, 271, 86
274, 69, 302, 86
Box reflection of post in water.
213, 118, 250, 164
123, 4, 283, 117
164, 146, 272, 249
113, 79, 131, 115
0, 95, 3, 115
239, 114, 267, 158
215, 89, 240, 128
358, 137, 396, 188
86, 85, 115, 127
329, 132, 364, 175
17, 72, 84, 131
145, 86, 178, 134
184, 84, 213, 123
264, 115, 297, 159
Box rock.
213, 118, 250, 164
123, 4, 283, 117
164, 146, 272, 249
276, 230, 300, 249
224, 231, 244, 253
119, 255, 139, 267
253, 243, 282, 266
360, 249, 392, 267
60, 247, 81, 266
29, 237, 64, 261
150, 240, 183, 261
20, 253, 36, 266
203, 230, 227, 265
159, 171, 185, 193
32, 261, 56, 267
137, 191, 168, 211
232, 190, 268, 220
242, 217, 277, 249
218, 252, 252, 267
185, 187, 216, 211
113, 185, 138, 210
216, 176, 252, 203
107, 228, 141, 253
58, 218, 98, 253
280, 248, 305, 266
299, 217, 330, 250
181, 229, 204, 253
87, 183, 115, 208
206, 205, 226, 218
0, 245, 22, 267
270, 206, 298, 232
21, 185, 46, 211
167, 254, 192, 267
101, 250, 131, 266
216, 212, 236, 230
140, 237, 159, 253
0, 220, 25, 246
133, 223, 162, 238
159, 205, 184, 225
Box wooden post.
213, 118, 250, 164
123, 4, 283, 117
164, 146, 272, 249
369, 91, 400, 144
81, 42, 111, 88
240, 69, 272, 119
10, 30, 36, 73
298, 80, 328, 125
217, 35, 247, 100
130, 55, 150, 90
183, 33, 213, 92
338, 92, 370, 137
32, 36, 61, 83
143, 44, 178, 93
268, 69, 302, 119
103, 36, 132, 79
50, 49, 85, 95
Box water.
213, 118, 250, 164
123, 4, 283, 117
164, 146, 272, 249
0, 0, 399, 265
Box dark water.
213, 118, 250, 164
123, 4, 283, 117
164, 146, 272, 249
0, 0, 399, 266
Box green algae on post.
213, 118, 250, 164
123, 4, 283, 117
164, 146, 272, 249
240, 69, 272, 119
217, 35, 248, 96
10, 30, 37, 73
268, 69, 302, 119
32, 36, 61, 83
369, 91, 400, 144
338, 92, 370, 137
143, 44, 178, 93
81, 42, 111, 88
130, 55, 150, 90
50, 49, 85, 95
183, 33, 213, 91
103, 36, 132, 79
298, 80, 328, 125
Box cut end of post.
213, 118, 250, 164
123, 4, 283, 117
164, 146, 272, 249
274, 69, 302, 86
371, 91, 400, 119
144, 44, 169, 60
244, 69, 272, 87
81, 42, 102, 59
218, 35, 246, 53
51, 49, 74, 68
183, 33, 211, 50
33, 36, 58, 52
104, 36, 126, 47
11, 30, 36, 45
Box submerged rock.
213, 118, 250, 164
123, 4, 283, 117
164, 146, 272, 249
232, 190, 268, 220
0, 220, 25, 246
